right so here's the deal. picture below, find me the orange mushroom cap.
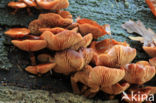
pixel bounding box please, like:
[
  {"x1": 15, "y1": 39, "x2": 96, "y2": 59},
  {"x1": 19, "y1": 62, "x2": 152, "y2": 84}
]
[
  {"x1": 77, "y1": 18, "x2": 103, "y2": 29},
  {"x1": 29, "y1": 12, "x2": 73, "y2": 34},
  {"x1": 8, "y1": 1, "x2": 27, "y2": 9},
  {"x1": 77, "y1": 18, "x2": 111, "y2": 39},
  {"x1": 53, "y1": 48, "x2": 93, "y2": 75},
  {"x1": 5, "y1": 28, "x2": 30, "y2": 38},
  {"x1": 71, "y1": 65, "x2": 125, "y2": 97},
  {"x1": 25, "y1": 63, "x2": 56, "y2": 75},
  {"x1": 22, "y1": 0, "x2": 37, "y2": 7},
  {"x1": 36, "y1": 0, "x2": 69, "y2": 10},
  {"x1": 41, "y1": 30, "x2": 82, "y2": 51},
  {"x1": 143, "y1": 46, "x2": 156, "y2": 57},
  {"x1": 88, "y1": 66, "x2": 125, "y2": 88},
  {"x1": 146, "y1": 0, "x2": 156, "y2": 16},
  {"x1": 38, "y1": 12, "x2": 73, "y2": 27},
  {"x1": 91, "y1": 39, "x2": 129, "y2": 54},
  {"x1": 91, "y1": 39, "x2": 136, "y2": 67},
  {"x1": 54, "y1": 49, "x2": 85, "y2": 75},
  {"x1": 11, "y1": 36, "x2": 47, "y2": 52},
  {"x1": 124, "y1": 61, "x2": 156, "y2": 85}
]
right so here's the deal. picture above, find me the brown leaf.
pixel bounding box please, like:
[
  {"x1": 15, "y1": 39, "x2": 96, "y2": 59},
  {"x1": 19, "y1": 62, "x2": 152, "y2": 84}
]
[
  {"x1": 128, "y1": 36, "x2": 144, "y2": 43},
  {"x1": 122, "y1": 20, "x2": 156, "y2": 47}
]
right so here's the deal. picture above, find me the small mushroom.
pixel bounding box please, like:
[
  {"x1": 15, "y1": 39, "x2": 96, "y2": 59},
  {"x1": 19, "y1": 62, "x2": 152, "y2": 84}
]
[
  {"x1": 124, "y1": 61, "x2": 156, "y2": 85},
  {"x1": 8, "y1": 0, "x2": 70, "y2": 15},
  {"x1": 71, "y1": 65, "x2": 125, "y2": 98},
  {"x1": 36, "y1": 0, "x2": 69, "y2": 10},
  {"x1": 41, "y1": 30, "x2": 82, "y2": 51},
  {"x1": 91, "y1": 39, "x2": 136, "y2": 67},
  {"x1": 143, "y1": 46, "x2": 156, "y2": 57},
  {"x1": 25, "y1": 63, "x2": 56, "y2": 75},
  {"x1": 11, "y1": 36, "x2": 47, "y2": 52},
  {"x1": 5, "y1": 28, "x2": 30, "y2": 38},
  {"x1": 12, "y1": 35, "x2": 47, "y2": 65},
  {"x1": 21, "y1": 0, "x2": 37, "y2": 7},
  {"x1": 28, "y1": 12, "x2": 73, "y2": 34},
  {"x1": 54, "y1": 48, "x2": 93, "y2": 75},
  {"x1": 8, "y1": 0, "x2": 37, "y2": 15},
  {"x1": 77, "y1": 18, "x2": 111, "y2": 39},
  {"x1": 8, "y1": 1, "x2": 27, "y2": 14},
  {"x1": 38, "y1": 12, "x2": 73, "y2": 27},
  {"x1": 54, "y1": 49, "x2": 84, "y2": 75}
]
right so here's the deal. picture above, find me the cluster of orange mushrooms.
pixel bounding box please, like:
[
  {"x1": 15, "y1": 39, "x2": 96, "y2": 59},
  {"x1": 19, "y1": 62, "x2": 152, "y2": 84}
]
[
  {"x1": 8, "y1": 0, "x2": 69, "y2": 15},
  {"x1": 5, "y1": 0, "x2": 156, "y2": 103}
]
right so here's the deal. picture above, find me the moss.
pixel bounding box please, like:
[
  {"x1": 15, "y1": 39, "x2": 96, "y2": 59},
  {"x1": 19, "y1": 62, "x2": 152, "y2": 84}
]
[
  {"x1": 0, "y1": 86, "x2": 118, "y2": 103},
  {"x1": 0, "y1": 29, "x2": 12, "y2": 70}
]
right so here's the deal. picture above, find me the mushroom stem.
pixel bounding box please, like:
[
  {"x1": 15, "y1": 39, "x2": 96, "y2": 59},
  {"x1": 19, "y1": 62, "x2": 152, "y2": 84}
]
[
  {"x1": 11, "y1": 8, "x2": 18, "y2": 15},
  {"x1": 109, "y1": 95, "x2": 115, "y2": 100},
  {"x1": 30, "y1": 52, "x2": 36, "y2": 66},
  {"x1": 26, "y1": 8, "x2": 32, "y2": 16},
  {"x1": 80, "y1": 86, "x2": 88, "y2": 94}
]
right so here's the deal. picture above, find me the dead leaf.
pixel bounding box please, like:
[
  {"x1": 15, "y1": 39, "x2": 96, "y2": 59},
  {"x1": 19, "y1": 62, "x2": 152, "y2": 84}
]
[
  {"x1": 128, "y1": 36, "x2": 144, "y2": 43},
  {"x1": 122, "y1": 20, "x2": 156, "y2": 47}
]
